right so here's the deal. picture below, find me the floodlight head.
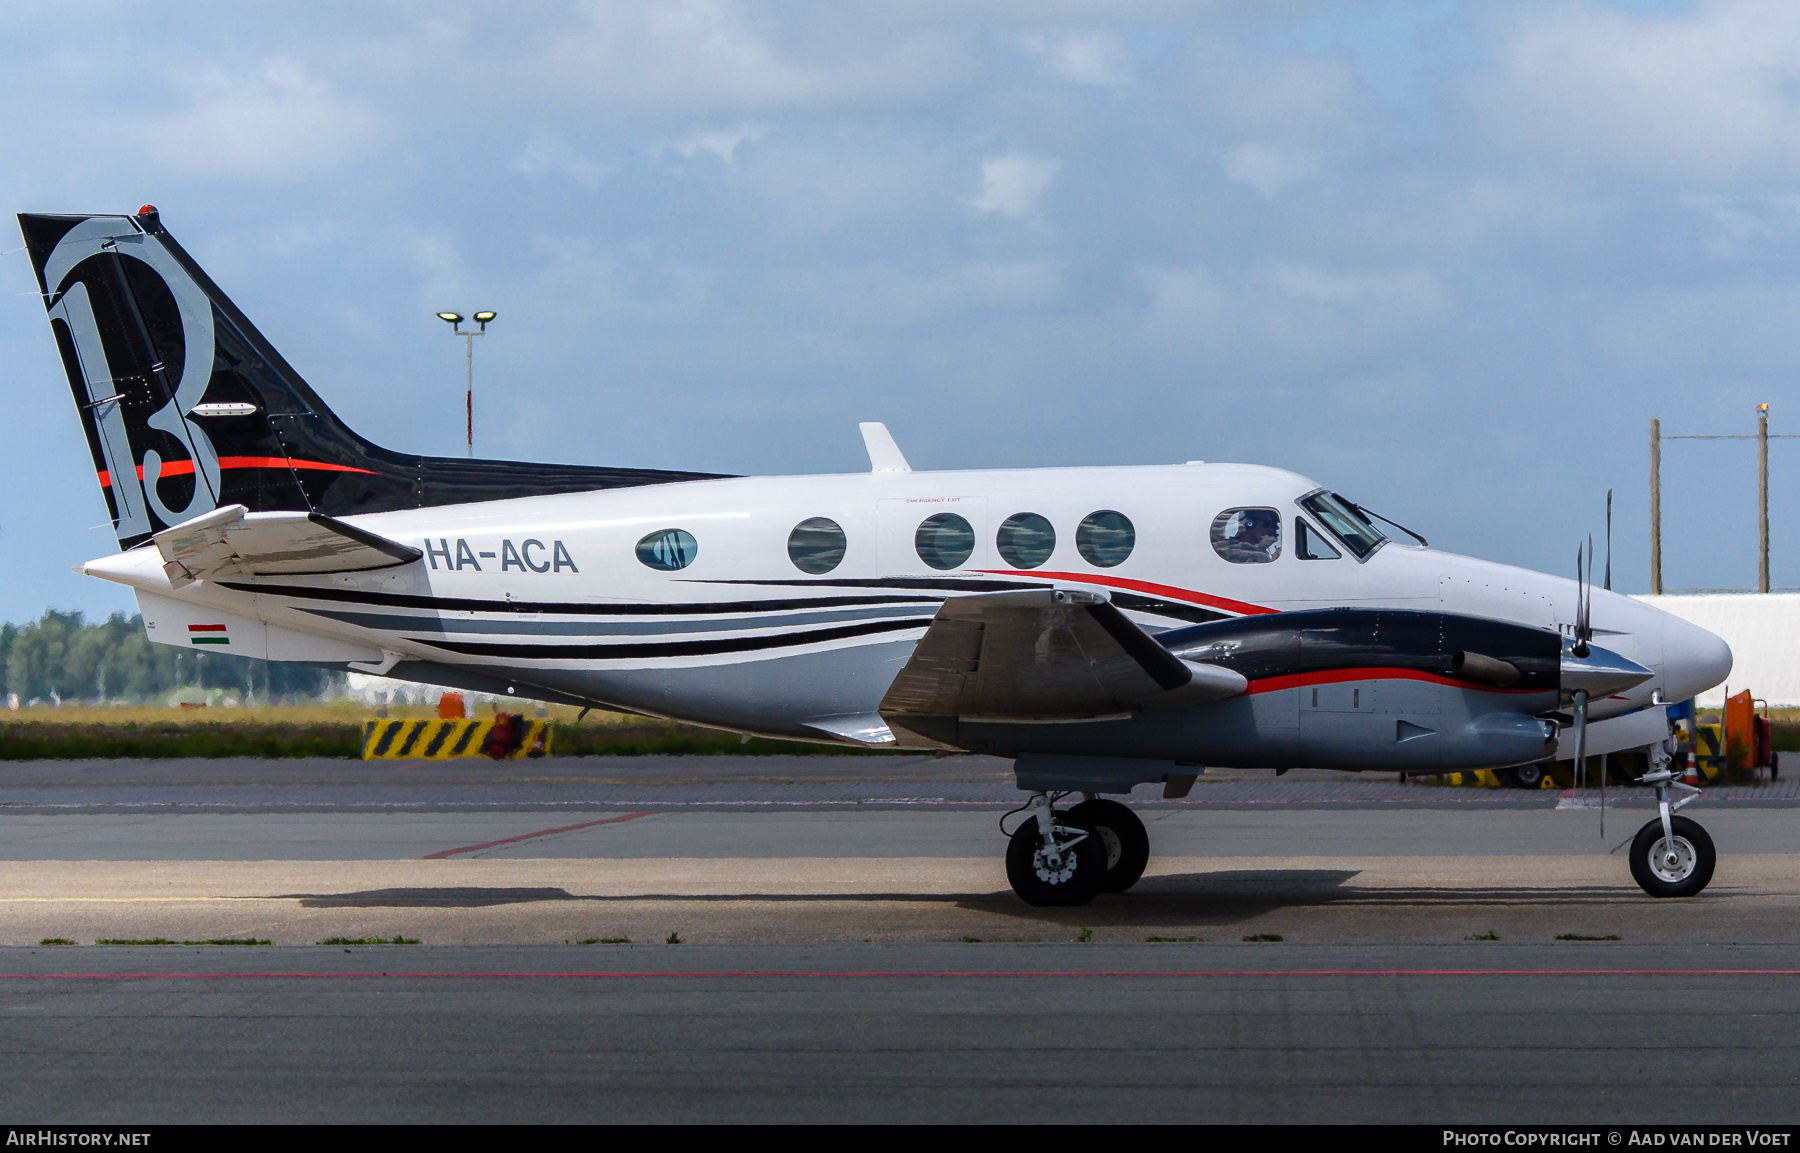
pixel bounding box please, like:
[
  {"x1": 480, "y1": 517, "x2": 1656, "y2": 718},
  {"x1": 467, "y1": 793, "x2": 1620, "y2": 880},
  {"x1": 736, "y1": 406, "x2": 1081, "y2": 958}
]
[
  {"x1": 473, "y1": 311, "x2": 496, "y2": 323},
  {"x1": 1759, "y1": 403, "x2": 1770, "y2": 413},
  {"x1": 437, "y1": 312, "x2": 463, "y2": 324}
]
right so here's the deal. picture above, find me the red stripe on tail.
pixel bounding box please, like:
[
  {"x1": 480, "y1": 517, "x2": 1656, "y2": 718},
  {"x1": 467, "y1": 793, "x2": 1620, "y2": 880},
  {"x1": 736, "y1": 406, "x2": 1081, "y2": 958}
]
[{"x1": 98, "y1": 458, "x2": 378, "y2": 487}]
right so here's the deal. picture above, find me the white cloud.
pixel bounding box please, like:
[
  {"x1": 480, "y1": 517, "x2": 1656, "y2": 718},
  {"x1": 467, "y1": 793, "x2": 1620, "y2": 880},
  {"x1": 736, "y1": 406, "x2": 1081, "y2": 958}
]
[
  {"x1": 669, "y1": 124, "x2": 768, "y2": 162},
  {"x1": 973, "y1": 153, "x2": 1060, "y2": 217},
  {"x1": 513, "y1": 0, "x2": 976, "y2": 119},
  {"x1": 1022, "y1": 31, "x2": 1135, "y2": 85},
  {"x1": 144, "y1": 58, "x2": 379, "y2": 182},
  {"x1": 1138, "y1": 262, "x2": 1449, "y2": 372},
  {"x1": 509, "y1": 129, "x2": 608, "y2": 188},
  {"x1": 1263, "y1": 264, "x2": 1445, "y2": 313},
  {"x1": 1478, "y1": 0, "x2": 1800, "y2": 185},
  {"x1": 1222, "y1": 142, "x2": 1323, "y2": 197},
  {"x1": 776, "y1": 260, "x2": 1062, "y2": 326}
]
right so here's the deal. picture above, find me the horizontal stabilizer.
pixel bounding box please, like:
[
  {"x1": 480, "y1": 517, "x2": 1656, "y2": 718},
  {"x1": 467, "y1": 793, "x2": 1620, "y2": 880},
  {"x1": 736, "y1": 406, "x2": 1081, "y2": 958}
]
[{"x1": 153, "y1": 503, "x2": 421, "y2": 589}]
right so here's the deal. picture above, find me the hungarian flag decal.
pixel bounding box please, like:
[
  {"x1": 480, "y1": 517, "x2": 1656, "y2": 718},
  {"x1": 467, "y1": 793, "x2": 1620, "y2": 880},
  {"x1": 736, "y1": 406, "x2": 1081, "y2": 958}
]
[{"x1": 188, "y1": 624, "x2": 229, "y2": 646}]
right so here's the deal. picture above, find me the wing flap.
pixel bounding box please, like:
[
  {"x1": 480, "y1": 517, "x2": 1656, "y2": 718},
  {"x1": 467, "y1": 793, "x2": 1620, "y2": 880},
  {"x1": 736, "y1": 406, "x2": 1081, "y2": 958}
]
[
  {"x1": 879, "y1": 589, "x2": 1246, "y2": 742},
  {"x1": 154, "y1": 504, "x2": 421, "y2": 588}
]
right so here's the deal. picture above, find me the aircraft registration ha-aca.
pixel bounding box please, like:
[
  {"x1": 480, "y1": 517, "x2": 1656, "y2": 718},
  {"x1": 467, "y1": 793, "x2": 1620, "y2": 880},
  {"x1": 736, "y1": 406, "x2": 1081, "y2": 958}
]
[{"x1": 19, "y1": 207, "x2": 1735, "y2": 906}]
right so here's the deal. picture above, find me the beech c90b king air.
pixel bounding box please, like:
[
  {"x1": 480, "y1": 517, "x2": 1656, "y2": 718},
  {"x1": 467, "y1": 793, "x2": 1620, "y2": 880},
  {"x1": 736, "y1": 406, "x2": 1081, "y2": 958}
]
[{"x1": 21, "y1": 208, "x2": 1735, "y2": 905}]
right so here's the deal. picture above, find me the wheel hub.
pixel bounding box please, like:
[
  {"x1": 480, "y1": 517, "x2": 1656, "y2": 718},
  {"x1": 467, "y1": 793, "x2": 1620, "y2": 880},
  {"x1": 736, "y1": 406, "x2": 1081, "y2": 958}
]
[
  {"x1": 1649, "y1": 836, "x2": 1697, "y2": 883},
  {"x1": 1095, "y1": 826, "x2": 1122, "y2": 871},
  {"x1": 1032, "y1": 844, "x2": 1078, "y2": 885}
]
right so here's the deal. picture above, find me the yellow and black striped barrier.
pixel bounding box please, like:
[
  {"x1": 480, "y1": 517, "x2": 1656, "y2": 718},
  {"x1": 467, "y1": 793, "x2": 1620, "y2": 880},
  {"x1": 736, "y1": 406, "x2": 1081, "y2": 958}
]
[
  {"x1": 360, "y1": 718, "x2": 551, "y2": 760},
  {"x1": 1436, "y1": 768, "x2": 1507, "y2": 788}
]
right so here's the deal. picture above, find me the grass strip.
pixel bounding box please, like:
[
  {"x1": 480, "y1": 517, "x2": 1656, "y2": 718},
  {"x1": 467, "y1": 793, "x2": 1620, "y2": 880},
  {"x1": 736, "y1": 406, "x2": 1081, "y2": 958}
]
[
  {"x1": 95, "y1": 938, "x2": 176, "y2": 946},
  {"x1": 1145, "y1": 936, "x2": 1209, "y2": 943},
  {"x1": 1555, "y1": 933, "x2": 1622, "y2": 941},
  {"x1": 1242, "y1": 933, "x2": 1285, "y2": 943},
  {"x1": 0, "y1": 721, "x2": 359, "y2": 760},
  {"x1": 579, "y1": 937, "x2": 631, "y2": 945},
  {"x1": 36, "y1": 939, "x2": 74, "y2": 946},
  {"x1": 317, "y1": 936, "x2": 420, "y2": 946}
]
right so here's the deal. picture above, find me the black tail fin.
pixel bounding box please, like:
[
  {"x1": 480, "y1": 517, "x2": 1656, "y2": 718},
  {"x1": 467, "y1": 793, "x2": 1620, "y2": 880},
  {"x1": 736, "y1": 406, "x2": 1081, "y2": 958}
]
[{"x1": 19, "y1": 207, "x2": 722, "y2": 550}]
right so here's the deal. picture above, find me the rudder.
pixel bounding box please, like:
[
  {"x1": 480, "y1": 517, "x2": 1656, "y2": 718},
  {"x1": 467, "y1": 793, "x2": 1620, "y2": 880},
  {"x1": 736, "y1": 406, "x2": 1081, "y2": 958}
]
[{"x1": 20, "y1": 207, "x2": 725, "y2": 550}]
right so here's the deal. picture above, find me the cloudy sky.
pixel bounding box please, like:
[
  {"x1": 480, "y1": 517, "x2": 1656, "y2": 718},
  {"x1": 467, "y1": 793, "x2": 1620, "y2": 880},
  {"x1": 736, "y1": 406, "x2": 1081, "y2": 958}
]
[{"x1": 2, "y1": 0, "x2": 1795, "y2": 622}]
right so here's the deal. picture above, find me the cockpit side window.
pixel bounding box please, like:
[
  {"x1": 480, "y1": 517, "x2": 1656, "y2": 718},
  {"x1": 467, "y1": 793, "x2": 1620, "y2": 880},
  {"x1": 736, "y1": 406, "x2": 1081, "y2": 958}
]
[
  {"x1": 1295, "y1": 517, "x2": 1340, "y2": 560},
  {"x1": 1297, "y1": 490, "x2": 1385, "y2": 560},
  {"x1": 1211, "y1": 507, "x2": 1281, "y2": 564}
]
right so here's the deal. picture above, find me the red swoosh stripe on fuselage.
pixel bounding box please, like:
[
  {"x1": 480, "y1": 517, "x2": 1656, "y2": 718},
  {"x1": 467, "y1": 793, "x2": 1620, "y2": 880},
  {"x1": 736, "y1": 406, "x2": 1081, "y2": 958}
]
[
  {"x1": 974, "y1": 569, "x2": 1277, "y2": 617},
  {"x1": 96, "y1": 457, "x2": 378, "y2": 487},
  {"x1": 1246, "y1": 667, "x2": 1551, "y2": 697}
]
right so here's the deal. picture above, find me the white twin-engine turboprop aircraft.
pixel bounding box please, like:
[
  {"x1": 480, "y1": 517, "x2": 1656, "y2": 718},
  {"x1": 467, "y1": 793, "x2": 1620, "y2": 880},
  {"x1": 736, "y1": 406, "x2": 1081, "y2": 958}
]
[{"x1": 22, "y1": 207, "x2": 1735, "y2": 906}]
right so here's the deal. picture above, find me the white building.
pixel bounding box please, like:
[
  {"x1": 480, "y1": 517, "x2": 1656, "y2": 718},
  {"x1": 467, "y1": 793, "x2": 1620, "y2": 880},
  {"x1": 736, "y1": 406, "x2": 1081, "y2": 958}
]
[{"x1": 1636, "y1": 593, "x2": 1800, "y2": 706}]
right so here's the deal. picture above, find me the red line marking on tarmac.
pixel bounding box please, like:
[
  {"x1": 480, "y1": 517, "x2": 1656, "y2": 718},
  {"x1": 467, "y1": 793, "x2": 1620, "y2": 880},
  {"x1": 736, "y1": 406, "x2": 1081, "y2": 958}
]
[
  {"x1": 422, "y1": 811, "x2": 656, "y2": 859},
  {"x1": 0, "y1": 969, "x2": 1796, "y2": 981}
]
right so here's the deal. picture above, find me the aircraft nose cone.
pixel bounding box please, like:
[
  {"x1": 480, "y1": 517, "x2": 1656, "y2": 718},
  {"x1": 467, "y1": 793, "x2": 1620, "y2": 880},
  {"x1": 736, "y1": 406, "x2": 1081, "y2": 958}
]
[
  {"x1": 1663, "y1": 617, "x2": 1733, "y2": 703},
  {"x1": 1562, "y1": 643, "x2": 1654, "y2": 699}
]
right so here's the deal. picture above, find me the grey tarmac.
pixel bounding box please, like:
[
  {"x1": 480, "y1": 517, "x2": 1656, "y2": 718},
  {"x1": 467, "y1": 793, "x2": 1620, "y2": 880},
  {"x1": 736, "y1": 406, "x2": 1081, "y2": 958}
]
[
  {"x1": 1, "y1": 756, "x2": 1795, "y2": 1123},
  {"x1": 0, "y1": 941, "x2": 1796, "y2": 1124}
]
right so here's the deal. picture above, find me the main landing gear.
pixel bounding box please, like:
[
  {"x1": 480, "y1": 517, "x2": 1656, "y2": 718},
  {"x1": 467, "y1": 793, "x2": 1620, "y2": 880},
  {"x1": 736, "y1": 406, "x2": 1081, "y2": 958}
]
[
  {"x1": 1005, "y1": 792, "x2": 1150, "y2": 907},
  {"x1": 1628, "y1": 753, "x2": 1716, "y2": 898}
]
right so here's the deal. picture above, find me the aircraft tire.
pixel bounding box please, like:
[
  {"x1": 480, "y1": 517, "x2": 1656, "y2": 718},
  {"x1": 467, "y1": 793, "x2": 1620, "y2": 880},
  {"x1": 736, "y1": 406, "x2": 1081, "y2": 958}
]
[
  {"x1": 1065, "y1": 799, "x2": 1150, "y2": 893},
  {"x1": 1504, "y1": 763, "x2": 1546, "y2": 790},
  {"x1": 1628, "y1": 815, "x2": 1716, "y2": 898},
  {"x1": 1006, "y1": 815, "x2": 1104, "y2": 907}
]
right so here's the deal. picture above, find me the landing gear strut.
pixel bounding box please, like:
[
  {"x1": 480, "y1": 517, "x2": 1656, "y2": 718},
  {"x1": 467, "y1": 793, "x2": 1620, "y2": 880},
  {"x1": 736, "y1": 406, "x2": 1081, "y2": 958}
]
[
  {"x1": 1629, "y1": 746, "x2": 1716, "y2": 898},
  {"x1": 1005, "y1": 793, "x2": 1106, "y2": 906}
]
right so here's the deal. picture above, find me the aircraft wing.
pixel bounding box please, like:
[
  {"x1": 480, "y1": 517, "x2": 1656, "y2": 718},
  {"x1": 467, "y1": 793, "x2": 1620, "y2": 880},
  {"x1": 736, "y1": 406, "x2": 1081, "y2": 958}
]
[
  {"x1": 153, "y1": 503, "x2": 422, "y2": 589},
  {"x1": 878, "y1": 589, "x2": 1246, "y2": 743}
]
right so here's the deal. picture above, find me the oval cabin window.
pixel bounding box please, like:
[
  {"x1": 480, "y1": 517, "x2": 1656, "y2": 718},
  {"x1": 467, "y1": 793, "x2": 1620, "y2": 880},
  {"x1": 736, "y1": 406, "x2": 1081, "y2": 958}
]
[
  {"x1": 996, "y1": 512, "x2": 1055, "y2": 569},
  {"x1": 636, "y1": 528, "x2": 698, "y2": 571},
  {"x1": 1211, "y1": 508, "x2": 1281, "y2": 564},
  {"x1": 915, "y1": 512, "x2": 975, "y2": 570},
  {"x1": 1075, "y1": 510, "x2": 1134, "y2": 568},
  {"x1": 787, "y1": 517, "x2": 847, "y2": 575}
]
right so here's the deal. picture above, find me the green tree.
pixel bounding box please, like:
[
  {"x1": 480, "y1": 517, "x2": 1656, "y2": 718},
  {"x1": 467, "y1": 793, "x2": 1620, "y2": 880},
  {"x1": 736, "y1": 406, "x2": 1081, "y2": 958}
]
[{"x1": 2, "y1": 609, "x2": 339, "y2": 703}]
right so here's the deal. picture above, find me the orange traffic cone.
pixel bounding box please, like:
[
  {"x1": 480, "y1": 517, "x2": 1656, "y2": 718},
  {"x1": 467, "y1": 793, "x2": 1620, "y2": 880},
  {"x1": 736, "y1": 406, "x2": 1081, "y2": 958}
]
[{"x1": 1683, "y1": 752, "x2": 1699, "y2": 786}]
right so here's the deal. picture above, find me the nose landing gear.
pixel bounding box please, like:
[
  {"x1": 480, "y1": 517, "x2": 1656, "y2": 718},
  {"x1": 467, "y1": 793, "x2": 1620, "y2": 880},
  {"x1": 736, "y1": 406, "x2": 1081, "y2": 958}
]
[{"x1": 1628, "y1": 752, "x2": 1716, "y2": 898}]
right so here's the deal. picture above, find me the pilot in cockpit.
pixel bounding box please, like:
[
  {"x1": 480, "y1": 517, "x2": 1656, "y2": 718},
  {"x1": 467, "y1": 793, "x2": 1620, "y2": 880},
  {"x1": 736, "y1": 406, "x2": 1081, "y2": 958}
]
[{"x1": 1212, "y1": 507, "x2": 1282, "y2": 564}]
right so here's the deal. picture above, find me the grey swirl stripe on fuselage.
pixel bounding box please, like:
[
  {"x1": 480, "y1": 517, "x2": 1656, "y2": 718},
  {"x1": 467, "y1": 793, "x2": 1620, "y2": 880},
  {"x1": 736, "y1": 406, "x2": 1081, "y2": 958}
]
[
  {"x1": 219, "y1": 581, "x2": 944, "y2": 615},
  {"x1": 409, "y1": 617, "x2": 932, "y2": 659},
  {"x1": 300, "y1": 604, "x2": 933, "y2": 636}
]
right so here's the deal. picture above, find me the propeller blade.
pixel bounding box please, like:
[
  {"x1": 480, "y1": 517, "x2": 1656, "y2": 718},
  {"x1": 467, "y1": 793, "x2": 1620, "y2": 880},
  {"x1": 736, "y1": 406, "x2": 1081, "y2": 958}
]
[
  {"x1": 1572, "y1": 689, "x2": 1589, "y2": 793},
  {"x1": 1604, "y1": 490, "x2": 1613, "y2": 592},
  {"x1": 1574, "y1": 540, "x2": 1591, "y2": 657}
]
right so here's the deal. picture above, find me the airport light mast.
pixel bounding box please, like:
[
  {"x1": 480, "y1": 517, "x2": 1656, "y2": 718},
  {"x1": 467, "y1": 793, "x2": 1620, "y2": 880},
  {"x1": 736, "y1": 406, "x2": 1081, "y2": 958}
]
[{"x1": 435, "y1": 310, "x2": 497, "y2": 457}]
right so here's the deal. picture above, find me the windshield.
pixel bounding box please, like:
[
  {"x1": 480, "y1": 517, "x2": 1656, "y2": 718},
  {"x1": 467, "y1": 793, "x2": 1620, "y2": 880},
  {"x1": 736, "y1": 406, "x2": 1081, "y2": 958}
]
[{"x1": 1298, "y1": 490, "x2": 1386, "y2": 559}]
